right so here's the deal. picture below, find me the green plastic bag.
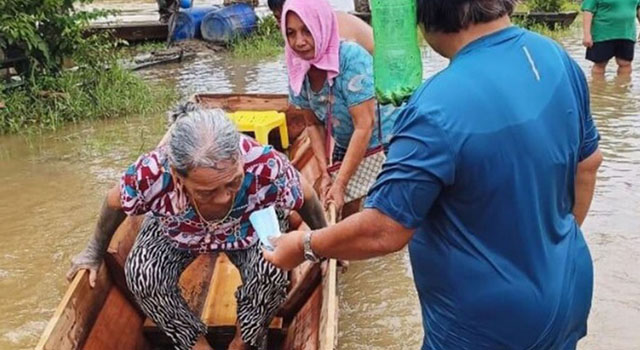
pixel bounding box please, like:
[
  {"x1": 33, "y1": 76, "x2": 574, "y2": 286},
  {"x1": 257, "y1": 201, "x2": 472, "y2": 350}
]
[{"x1": 370, "y1": 0, "x2": 423, "y2": 106}]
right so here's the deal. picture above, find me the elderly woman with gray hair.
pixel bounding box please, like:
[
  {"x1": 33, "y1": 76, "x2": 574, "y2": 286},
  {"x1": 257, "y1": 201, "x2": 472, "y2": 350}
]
[{"x1": 66, "y1": 103, "x2": 327, "y2": 350}]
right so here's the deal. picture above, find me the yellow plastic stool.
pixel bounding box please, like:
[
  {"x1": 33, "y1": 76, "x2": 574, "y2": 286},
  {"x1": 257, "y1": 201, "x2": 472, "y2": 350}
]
[{"x1": 227, "y1": 111, "x2": 289, "y2": 149}]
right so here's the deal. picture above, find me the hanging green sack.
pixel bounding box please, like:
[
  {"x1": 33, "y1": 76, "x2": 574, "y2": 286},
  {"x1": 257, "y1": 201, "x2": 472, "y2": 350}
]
[{"x1": 370, "y1": 0, "x2": 423, "y2": 106}]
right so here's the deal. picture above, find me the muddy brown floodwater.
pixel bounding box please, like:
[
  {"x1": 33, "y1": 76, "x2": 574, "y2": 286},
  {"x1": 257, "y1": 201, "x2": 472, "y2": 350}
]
[{"x1": 0, "y1": 13, "x2": 638, "y2": 350}]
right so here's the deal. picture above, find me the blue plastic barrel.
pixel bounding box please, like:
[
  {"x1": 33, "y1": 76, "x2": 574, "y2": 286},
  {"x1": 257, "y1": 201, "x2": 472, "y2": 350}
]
[
  {"x1": 201, "y1": 3, "x2": 258, "y2": 44},
  {"x1": 172, "y1": 6, "x2": 220, "y2": 41},
  {"x1": 180, "y1": 0, "x2": 193, "y2": 9}
]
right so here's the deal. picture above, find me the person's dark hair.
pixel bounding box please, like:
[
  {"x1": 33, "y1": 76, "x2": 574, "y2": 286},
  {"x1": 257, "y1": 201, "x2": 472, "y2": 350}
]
[
  {"x1": 268, "y1": 0, "x2": 286, "y2": 12},
  {"x1": 417, "y1": 0, "x2": 517, "y2": 33}
]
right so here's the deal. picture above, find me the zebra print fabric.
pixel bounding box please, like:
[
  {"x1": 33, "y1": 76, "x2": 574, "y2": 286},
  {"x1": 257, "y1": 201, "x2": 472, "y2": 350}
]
[{"x1": 125, "y1": 216, "x2": 289, "y2": 350}]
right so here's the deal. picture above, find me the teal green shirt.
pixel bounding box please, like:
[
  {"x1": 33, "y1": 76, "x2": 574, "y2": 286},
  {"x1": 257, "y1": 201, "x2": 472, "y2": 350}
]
[
  {"x1": 582, "y1": 0, "x2": 640, "y2": 42},
  {"x1": 289, "y1": 42, "x2": 400, "y2": 150}
]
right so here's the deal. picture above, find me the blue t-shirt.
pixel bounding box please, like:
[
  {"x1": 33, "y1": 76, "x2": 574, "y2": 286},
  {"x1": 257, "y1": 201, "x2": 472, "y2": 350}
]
[
  {"x1": 289, "y1": 41, "x2": 400, "y2": 150},
  {"x1": 365, "y1": 27, "x2": 599, "y2": 350}
]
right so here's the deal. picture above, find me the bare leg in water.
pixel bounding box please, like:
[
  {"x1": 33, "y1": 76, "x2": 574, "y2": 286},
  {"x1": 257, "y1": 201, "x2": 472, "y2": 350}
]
[
  {"x1": 592, "y1": 61, "x2": 608, "y2": 76},
  {"x1": 616, "y1": 57, "x2": 632, "y2": 76}
]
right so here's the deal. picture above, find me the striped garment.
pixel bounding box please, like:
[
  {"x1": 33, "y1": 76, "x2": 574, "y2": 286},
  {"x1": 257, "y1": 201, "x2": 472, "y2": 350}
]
[{"x1": 126, "y1": 217, "x2": 289, "y2": 350}]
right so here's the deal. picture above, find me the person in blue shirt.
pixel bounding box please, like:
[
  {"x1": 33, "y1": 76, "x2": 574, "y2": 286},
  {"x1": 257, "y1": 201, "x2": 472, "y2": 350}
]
[
  {"x1": 264, "y1": 0, "x2": 604, "y2": 349},
  {"x1": 282, "y1": 0, "x2": 399, "y2": 216}
]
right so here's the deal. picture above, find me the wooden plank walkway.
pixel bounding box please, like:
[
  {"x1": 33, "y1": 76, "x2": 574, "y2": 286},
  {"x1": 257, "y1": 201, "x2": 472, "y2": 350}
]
[{"x1": 87, "y1": 21, "x2": 168, "y2": 42}]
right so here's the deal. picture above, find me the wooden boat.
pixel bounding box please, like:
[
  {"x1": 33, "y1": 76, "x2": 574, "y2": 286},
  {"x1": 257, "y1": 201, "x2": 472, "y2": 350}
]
[{"x1": 36, "y1": 93, "x2": 339, "y2": 350}]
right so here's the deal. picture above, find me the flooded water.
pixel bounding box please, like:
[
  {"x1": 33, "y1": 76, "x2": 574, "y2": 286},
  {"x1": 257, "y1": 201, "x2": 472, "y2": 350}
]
[{"x1": 1, "y1": 10, "x2": 639, "y2": 350}]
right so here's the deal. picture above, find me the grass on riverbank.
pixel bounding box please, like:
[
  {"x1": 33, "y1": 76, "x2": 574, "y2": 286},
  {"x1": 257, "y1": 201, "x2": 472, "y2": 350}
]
[
  {"x1": 513, "y1": 0, "x2": 581, "y2": 41},
  {"x1": 0, "y1": 65, "x2": 176, "y2": 135},
  {"x1": 230, "y1": 15, "x2": 284, "y2": 59},
  {"x1": 516, "y1": 1, "x2": 581, "y2": 12},
  {"x1": 513, "y1": 18, "x2": 575, "y2": 41}
]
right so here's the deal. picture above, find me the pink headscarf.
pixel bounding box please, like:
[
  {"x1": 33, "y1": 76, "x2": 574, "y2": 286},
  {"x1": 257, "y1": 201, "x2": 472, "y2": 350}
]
[{"x1": 282, "y1": 0, "x2": 341, "y2": 96}]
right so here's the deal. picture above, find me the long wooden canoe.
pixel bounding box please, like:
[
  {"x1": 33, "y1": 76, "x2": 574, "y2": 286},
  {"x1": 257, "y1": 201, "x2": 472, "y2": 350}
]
[{"x1": 36, "y1": 93, "x2": 339, "y2": 350}]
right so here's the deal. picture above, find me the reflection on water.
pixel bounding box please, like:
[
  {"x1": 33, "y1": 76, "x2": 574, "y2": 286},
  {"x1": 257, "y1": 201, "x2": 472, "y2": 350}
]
[{"x1": 0, "y1": 16, "x2": 639, "y2": 350}]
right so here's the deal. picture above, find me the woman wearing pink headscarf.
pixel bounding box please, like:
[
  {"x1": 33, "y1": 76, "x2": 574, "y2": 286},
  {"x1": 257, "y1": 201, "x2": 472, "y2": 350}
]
[{"x1": 283, "y1": 0, "x2": 400, "y2": 216}]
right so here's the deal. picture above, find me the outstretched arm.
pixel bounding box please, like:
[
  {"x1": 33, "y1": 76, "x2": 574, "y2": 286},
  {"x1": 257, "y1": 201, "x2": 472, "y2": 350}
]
[
  {"x1": 66, "y1": 185, "x2": 126, "y2": 287},
  {"x1": 325, "y1": 99, "x2": 375, "y2": 211},
  {"x1": 264, "y1": 208, "x2": 413, "y2": 270}
]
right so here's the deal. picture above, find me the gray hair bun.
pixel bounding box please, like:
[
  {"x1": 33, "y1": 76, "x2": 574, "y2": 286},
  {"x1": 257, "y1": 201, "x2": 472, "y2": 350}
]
[{"x1": 167, "y1": 101, "x2": 200, "y2": 125}]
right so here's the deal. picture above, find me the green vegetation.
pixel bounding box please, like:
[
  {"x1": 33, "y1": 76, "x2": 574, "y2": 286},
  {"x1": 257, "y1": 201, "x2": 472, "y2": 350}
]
[
  {"x1": 528, "y1": 0, "x2": 564, "y2": 13},
  {"x1": 518, "y1": 0, "x2": 581, "y2": 13},
  {"x1": 513, "y1": 18, "x2": 574, "y2": 41},
  {"x1": 0, "y1": 0, "x2": 177, "y2": 134},
  {"x1": 230, "y1": 15, "x2": 284, "y2": 59},
  {"x1": 561, "y1": 1, "x2": 581, "y2": 12},
  {"x1": 512, "y1": 0, "x2": 581, "y2": 41},
  {"x1": 0, "y1": 0, "x2": 114, "y2": 77},
  {"x1": 0, "y1": 66, "x2": 175, "y2": 134}
]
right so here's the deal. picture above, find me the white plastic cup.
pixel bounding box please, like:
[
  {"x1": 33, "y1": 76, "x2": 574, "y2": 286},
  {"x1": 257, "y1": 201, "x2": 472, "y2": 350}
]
[{"x1": 249, "y1": 206, "x2": 281, "y2": 251}]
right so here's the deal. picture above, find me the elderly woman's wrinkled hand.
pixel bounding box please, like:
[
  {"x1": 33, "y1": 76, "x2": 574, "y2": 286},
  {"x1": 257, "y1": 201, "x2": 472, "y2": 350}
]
[
  {"x1": 66, "y1": 247, "x2": 102, "y2": 288},
  {"x1": 262, "y1": 230, "x2": 306, "y2": 270}
]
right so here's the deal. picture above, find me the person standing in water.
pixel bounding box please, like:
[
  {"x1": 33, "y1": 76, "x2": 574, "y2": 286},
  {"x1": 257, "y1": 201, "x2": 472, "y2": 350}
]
[{"x1": 582, "y1": 0, "x2": 640, "y2": 75}]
